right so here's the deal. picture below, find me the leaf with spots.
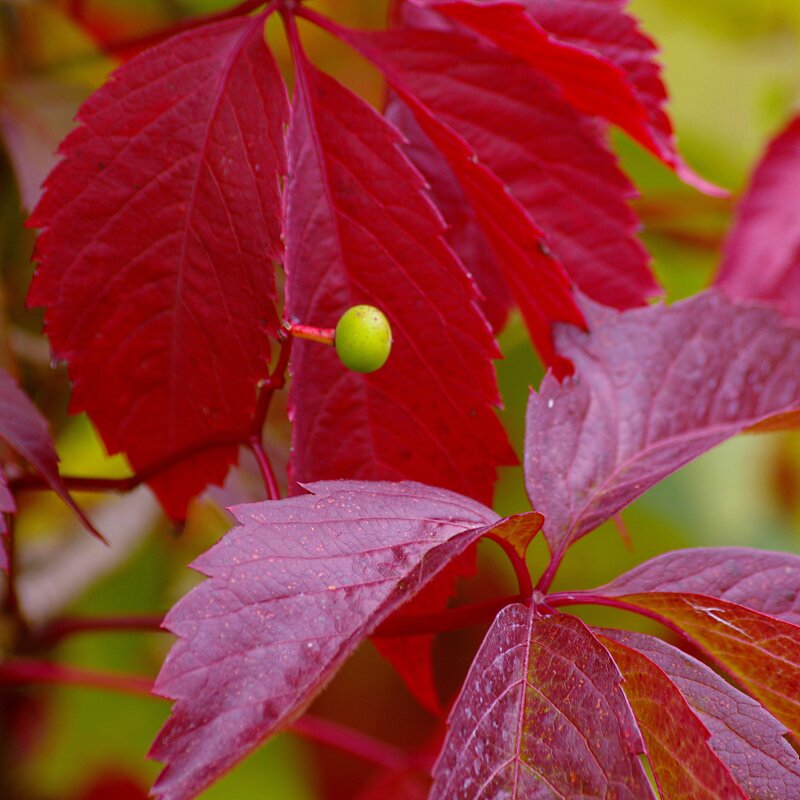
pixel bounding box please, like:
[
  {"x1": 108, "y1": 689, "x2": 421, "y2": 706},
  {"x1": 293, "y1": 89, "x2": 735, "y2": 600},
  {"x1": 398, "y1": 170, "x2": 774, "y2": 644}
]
[
  {"x1": 430, "y1": 606, "x2": 654, "y2": 799},
  {"x1": 150, "y1": 481, "x2": 501, "y2": 800}
]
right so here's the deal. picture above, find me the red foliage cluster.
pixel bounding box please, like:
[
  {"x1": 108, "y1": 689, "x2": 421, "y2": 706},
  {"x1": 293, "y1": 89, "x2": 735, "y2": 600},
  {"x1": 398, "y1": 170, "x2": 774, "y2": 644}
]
[{"x1": 1, "y1": 1, "x2": 799, "y2": 799}]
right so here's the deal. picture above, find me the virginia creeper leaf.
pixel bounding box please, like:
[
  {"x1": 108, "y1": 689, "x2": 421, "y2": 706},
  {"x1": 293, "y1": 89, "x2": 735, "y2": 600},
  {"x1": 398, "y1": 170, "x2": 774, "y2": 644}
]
[
  {"x1": 525, "y1": 289, "x2": 800, "y2": 556},
  {"x1": 384, "y1": 96, "x2": 511, "y2": 332},
  {"x1": 285, "y1": 44, "x2": 511, "y2": 505},
  {"x1": 614, "y1": 593, "x2": 800, "y2": 741},
  {"x1": 380, "y1": 15, "x2": 657, "y2": 314},
  {"x1": 28, "y1": 14, "x2": 289, "y2": 518},
  {"x1": 283, "y1": 47, "x2": 515, "y2": 707},
  {"x1": 150, "y1": 481, "x2": 500, "y2": 800},
  {"x1": 510, "y1": 0, "x2": 721, "y2": 194},
  {"x1": 603, "y1": 629, "x2": 800, "y2": 799},
  {"x1": 430, "y1": 606, "x2": 653, "y2": 799},
  {"x1": 484, "y1": 511, "x2": 544, "y2": 560},
  {"x1": 716, "y1": 114, "x2": 800, "y2": 318},
  {"x1": 0, "y1": 367, "x2": 98, "y2": 543},
  {"x1": 597, "y1": 633, "x2": 748, "y2": 799},
  {"x1": 328, "y1": 20, "x2": 585, "y2": 374},
  {"x1": 598, "y1": 547, "x2": 800, "y2": 626}
]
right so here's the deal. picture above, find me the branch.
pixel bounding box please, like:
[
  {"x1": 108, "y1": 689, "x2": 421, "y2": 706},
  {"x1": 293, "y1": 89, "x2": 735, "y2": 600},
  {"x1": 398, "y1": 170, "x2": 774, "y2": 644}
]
[
  {"x1": 34, "y1": 613, "x2": 166, "y2": 648},
  {"x1": 0, "y1": 659, "x2": 158, "y2": 698},
  {"x1": 291, "y1": 715, "x2": 408, "y2": 772},
  {"x1": 373, "y1": 594, "x2": 521, "y2": 638}
]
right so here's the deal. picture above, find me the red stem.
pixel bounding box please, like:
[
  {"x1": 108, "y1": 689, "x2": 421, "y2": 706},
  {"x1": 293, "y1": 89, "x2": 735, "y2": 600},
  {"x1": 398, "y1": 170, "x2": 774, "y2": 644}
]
[
  {"x1": 374, "y1": 594, "x2": 521, "y2": 637},
  {"x1": 534, "y1": 543, "x2": 566, "y2": 594},
  {"x1": 249, "y1": 436, "x2": 281, "y2": 501},
  {"x1": 9, "y1": 430, "x2": 249, "y2": 495},
  {"x1": 484, "y1": 533, "x2": 533, "y2": 599},
  {"x1": 286, "y1": 322, "x2": 336, "y2": 346},
  {"x1": 36, "y1": 614, "x2": 166, "y2": 647},
  {"x1": 291, "y1": 714, "x2": 408, "y2": 772},
  {"x1": 0, "y1": 659, "x2": 158, "y2": 698}
]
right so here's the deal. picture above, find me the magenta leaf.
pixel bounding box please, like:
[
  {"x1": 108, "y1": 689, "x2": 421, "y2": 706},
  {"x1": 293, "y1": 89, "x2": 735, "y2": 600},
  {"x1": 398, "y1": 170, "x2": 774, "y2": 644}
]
[
  {"x1": 318, "y1": 17, "x2": 585, "y2": 374},
  {"x1": 603, "y1": 630, "x2": 800, "y2": 799},
  {"x1": 525, "y1": 289, "x2": 800, "y2": 556},
  {"x1": 511, "y1": 0, "x2": 721, "y2": 194},
  {"x1": 381, "y1": 12, "x2": 657, "y2": 314},
  {"x1": 431, "y1": 606, "x2": 653, "y2": 799},
  {"x1": 28, "y1": 13, "x2": 289, "y2": 518},
  {"x1": 716, "y1": 114, "x2": 800, "y2": 318},
  {"x1": 150, "y1": 481, "x2": 500, "y2": 800},
  {"x1": 285, "y1": 40, "x2": 512, "y2": 506},
  {"x1": 0, "y1": 367, "x2": 98, "y2": 543},
  {"x1": 597, "y1": 547, "x2": 800, "y2": 626},
  {"x1": 597, "y1": 633, "x2": 748, "y2": 799}
]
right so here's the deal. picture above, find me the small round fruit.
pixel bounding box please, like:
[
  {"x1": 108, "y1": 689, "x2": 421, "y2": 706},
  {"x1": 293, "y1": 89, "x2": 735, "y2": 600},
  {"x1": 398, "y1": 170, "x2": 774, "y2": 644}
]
[{"x1": 334, "y1": 305, "x2": 393, "y2": 373}]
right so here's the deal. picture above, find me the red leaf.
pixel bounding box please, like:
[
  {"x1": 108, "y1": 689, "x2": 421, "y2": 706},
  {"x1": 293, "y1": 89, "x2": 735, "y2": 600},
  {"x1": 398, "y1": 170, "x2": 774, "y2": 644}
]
[
  {"x1": 614, "y1": 592, "x2": 800, "y2": 740},
  {"x1": 509, "y1": 0, "x2": 721, "y2": 194},
  {"x1": 28, "y1": 14, "x2": 289, "y2": 518},
  {"x1": 716, "y1": 114, "x2": 800, "y2": 318},
  {"x1": 384, "y1": 97, "x2": 511, "y2": 332},
  {"x1": 597, "y1": 633, "x2": 748, "y2": 799},
  {"x1": 150, "y1": 481, "x2": 499, "y2": 800},
  {"x1": 431, "y1": 606, "x2": 653, "y2": 799},
  {"x1": 604, "y1": 630, "x2": 800, "y2": 799},
  {"x1": 285, "y1": 42, "x2": 512, "y2": 507},
  {"x1": 382, "y1": 12, "x2": 658, "y2": 316},
  {"x1": 525, "y1": 289, "x2": 800, "y2": 556},
  {"x1": 0, "y1": 367, "x2": 98, "y2": 546},
  {"x1": 598, "y1": 547, "x2": 800, "y2": 626},
  {"x1": 316, "y1": 17, "x2": 585, "y2": 374}
]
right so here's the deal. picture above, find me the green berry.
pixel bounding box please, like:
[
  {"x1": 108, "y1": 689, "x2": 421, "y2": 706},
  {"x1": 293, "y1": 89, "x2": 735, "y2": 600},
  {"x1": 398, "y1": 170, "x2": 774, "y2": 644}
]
[{"x1": 334, "y1": 305, "x2": 393, "y2": 373}]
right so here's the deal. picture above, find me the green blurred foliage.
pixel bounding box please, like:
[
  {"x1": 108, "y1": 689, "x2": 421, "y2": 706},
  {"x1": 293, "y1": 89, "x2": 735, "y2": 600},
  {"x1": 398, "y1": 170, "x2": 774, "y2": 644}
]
[{"x1": 0, "y1": 0, "x2": 799, "y2": 797}]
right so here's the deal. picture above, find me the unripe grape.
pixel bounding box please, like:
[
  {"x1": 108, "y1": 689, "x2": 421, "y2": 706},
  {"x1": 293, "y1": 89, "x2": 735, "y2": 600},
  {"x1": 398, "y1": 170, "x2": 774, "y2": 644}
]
[{"x1": 334, "y1": 305, "x2": 392, "y2": 373}]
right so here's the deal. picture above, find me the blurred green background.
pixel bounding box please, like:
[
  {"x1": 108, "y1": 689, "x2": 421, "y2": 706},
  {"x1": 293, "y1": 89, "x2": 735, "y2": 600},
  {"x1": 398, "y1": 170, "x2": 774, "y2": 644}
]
[{"x1": 0, "y1": 0, "x2": 799, "y2": 798}]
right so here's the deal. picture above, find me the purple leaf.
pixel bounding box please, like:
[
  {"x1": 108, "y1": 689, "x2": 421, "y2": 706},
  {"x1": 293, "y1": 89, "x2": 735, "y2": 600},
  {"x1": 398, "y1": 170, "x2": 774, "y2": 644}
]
[
  {"x1": 716, "y1": 114, "x2": 800, "y2": 319},
  {"x1": 603, "y1": 629, "x2": 800, "y2": 799},
  {"x1": 431, "y1": 606, "x2": 653, "y2": 799},
  {"x1": 525, "y1": 289, "x2": 800, "y2": 556},
  {"x1": 597, "y1": 632, "x2": 748, "y2": 799},
  {"x1": 0, "y1": 367, "x2": 99, "y2": 543},
  {"x1": 597, "y1": 547, "x2": 800, "y2": 626},
  {"x1": 150, "y1": 481, "x2": 499, "y2": 800}
]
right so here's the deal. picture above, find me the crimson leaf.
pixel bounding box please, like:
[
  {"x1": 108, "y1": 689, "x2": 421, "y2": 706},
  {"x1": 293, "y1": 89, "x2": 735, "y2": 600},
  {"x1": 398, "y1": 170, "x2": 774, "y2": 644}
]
[
  {"x1": 319, "y1": 16, "x2": 585, "y2": 374},
  {"x1": 285, "y1": 39, "x2": 511, "y2": 506},
  {"x1": 150, "y1": 481, "x2": 500, "y2": 800},
  {"x1": 509, "y1": 0, "x2": 720, "y2": 193},
  {"x1": 430, "y1": 606, "x2": 653, "y2": 799},
  {"x1": 384, "y1": 97, "x2": 511, "y2": 332},
  {"x1": 716, "y1": 114, "x2": 800, "y2": 319},
  {"x1": 610, "y1": 592, "x2": 800, "y2": 740},
  {"x1": 603, "y1": 629, "x2": 800, "y2": 799},
  {"x1": 382, "y1": 10, "x2": 657, "y2": 314},
  {"x1": 28, "y1": 14, "x2": 289, "y2": 518},
  {"x1": 525, "y1": 289, "x2": 800, "y2": 557},
  {"x1": 597, "y1": 547, "x2": 800, "y2": 626},
  {"x1": 0, "y1": 367, "x2": 98, "y2": 545},
  {"x1": 597, "y1": 633, "x2": 748, "y2": 799}
]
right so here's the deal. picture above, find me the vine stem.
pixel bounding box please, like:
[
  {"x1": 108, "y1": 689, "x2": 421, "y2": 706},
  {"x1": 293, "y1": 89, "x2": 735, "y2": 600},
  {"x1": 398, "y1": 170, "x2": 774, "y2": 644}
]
[
  {"x1": 0, "y1": 659, "x2": 156, "y2": 698},
  {"x1": 35, "y1": 614, "x2": 166, "y2": 648},
  {"x1": 286, "y1": 322, "x2": 336, "y2": 346},
  {"x1": 291, "y1": 715, "x2": 408, "y2": 772},
  {"x1": 484, "y1": 533, "x2": 533, "y2": 599},
  {"x1": 374, "y1": 594, "x2": 521, "y2": 637}
]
